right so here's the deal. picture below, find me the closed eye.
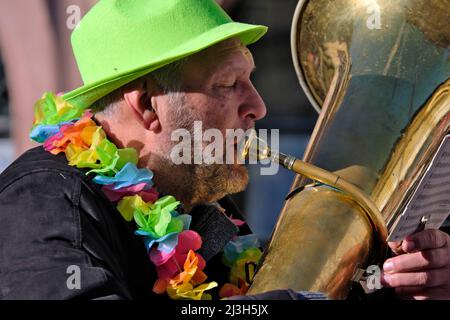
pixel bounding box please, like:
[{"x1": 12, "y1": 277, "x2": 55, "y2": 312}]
[{"x1": 216, "y1": 81, "x2": 238, "y2": 89}]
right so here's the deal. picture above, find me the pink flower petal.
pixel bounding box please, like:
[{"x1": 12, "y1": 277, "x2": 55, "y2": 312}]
[
  {"x1": 103, "y1": 183, "x2": 147, "y2": 193},
  {"x1": 149, "y1": 247, "x2": 176, "y2": 266},
  {"x1": 140, "y1": 188, "x2": 159, "y2": 203},
  {"x1": 153, "y1": 231, "x2": 207, "y2": 283},
  {"x1": 101, "y1": 184, "x2": 158, "y2": 202},
  {"x1": 224, "y1": 212, "x2": 246, "y2": 227},
  {"x1": 43, "y1": 132, "x2": 63, "y2": 151},
  {"x1": 101, "y1": 189, "x2": 120, "y2": 202},
  {"x1": 101, "y1": 183, "x2": 146, "y2": 201},
  {"x1": 231, "y1": 218, "x2": 246, "y2": 227},
  {"x1": 177, "y1": 230, "x2": 202, "y2": 253},
  {"x1": 156, "y1": 257, "x2": 181, "y2": 280}
]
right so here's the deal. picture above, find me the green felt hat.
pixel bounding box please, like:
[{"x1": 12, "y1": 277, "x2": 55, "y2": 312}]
[{"x1": 63, "y1": 0, "x2": 268, "y2": 108}]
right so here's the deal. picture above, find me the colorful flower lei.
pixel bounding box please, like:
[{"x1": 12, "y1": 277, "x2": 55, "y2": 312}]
[{"x1": 30, "y1": 92, "x2": 262, "y2": 300}]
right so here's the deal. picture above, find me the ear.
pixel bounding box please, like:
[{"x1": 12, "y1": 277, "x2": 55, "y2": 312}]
[{"x1": 123, "y1": 77, "x2": 161, "y2": 132}]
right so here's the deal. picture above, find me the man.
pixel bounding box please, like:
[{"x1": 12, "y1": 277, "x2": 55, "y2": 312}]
[
  {"x1": 0, "y1": 0, "x2": 449, "y2": 300},
  {"x1": 0, "y1": 0, "x2": 306, "y2": 300}
]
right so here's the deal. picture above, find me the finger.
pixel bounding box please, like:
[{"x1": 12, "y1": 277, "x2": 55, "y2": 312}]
[
  {"x1": 395, "y1": 286, "x2": 450, "y2": 300},
  {"x1": 388, "y1": 241, "x2": 405, "y2": 255},
  {"x1": 383, "y1": 247, "x2": 450, "y2": 273},
  {"x1": 381, "y1": 268, "x2": 450, "y2": 288},
  {"x1": 403, "y1": 229, "x2": 449, "y2": 253}
]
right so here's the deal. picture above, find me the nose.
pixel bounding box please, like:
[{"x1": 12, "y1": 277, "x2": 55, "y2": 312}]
[{"x1": 238, "y1": 82, "x2": 267, "y2": 121}]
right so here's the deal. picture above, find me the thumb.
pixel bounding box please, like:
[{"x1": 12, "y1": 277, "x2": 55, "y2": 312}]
[{"x1": 388, "y1": 240, "x2": 405, "y2": 255}]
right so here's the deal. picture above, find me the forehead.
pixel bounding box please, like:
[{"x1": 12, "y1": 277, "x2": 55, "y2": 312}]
[{"x1": 182, "y1": 38, "x2": 255, "y2": 80}]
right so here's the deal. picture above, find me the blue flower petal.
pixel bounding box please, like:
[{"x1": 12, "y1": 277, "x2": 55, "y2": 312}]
[
  {"x1": 30, "y1": 122, "x2": 74, "y2": 143},
  {"x1": 139, "y1": 231, "x2": 180, "y2": 252},
  {"x1": 177, "y1": 214, "x2": 192, "y2": 231},
  {"x1": 93, "y1": 162, "x2": 154, "y2": 189},
  {"x1": 156, "y1": 233, "x2": 179, "y2": 253},
  {"x1": 144, "y1": 238, "x2": 156, "y2": 251},
  {"x1": 223, "y1": 234, "x2": 260, "y2": 264},
  {"x1": 135, "y1": 230, "x2": 152, "y2": 237}
]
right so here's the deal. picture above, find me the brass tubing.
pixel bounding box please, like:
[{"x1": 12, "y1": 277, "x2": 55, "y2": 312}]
[
  {"x1": 247, "y1": 186, "x2": 373, "y2": 299},
  {"x1": 273, "y1": 151, "x2": 388, "y2": 262}
]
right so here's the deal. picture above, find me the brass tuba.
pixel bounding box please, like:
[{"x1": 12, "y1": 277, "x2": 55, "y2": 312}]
[{"x1": 248, "y1": 0, "x2": 450, "y2": 299}]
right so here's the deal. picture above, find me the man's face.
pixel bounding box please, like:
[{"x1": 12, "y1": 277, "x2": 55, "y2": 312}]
[
  {"x1": 176, "y1": 38, "x2": 266, "y2": 132},
  {"x1": 155, "y1": 38, "x2": 267, "y2": 205}
]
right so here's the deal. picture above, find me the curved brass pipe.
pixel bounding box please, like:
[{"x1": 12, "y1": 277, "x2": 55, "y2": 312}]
[
  {"x1": 274, "y1": 152, "x2": 388, "y2": 264},
  {"x1": 242, "y1": 135, "x2": 389, "y2": 265}
]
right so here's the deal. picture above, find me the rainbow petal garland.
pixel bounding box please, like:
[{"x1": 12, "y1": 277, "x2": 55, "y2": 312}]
[{"x1": 30, "y1": 92, "x2": 262, "y2": 300}]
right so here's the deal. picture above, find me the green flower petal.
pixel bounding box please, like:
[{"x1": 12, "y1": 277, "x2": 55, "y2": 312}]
[
  {"x1": 133, "y1": 209, "x2": 147, "y2": 229},
  {"x1": 33, "y1": 92, "x2": 84, "y2": 126},
  {"x1": 153, "y1": 195, "x2": 179, "y2": 210},
  {"x1": 166, "y1": 217, "x2": 184, "y2": 234},
  {"x1": 154, "y1": 209, "x2": 172, "y2": 237},
  {"x1": 116, "y1": 148, "x2": 139, "y2": 169}
]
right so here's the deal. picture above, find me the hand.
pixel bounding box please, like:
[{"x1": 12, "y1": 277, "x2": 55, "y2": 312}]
[{"x1": 381, "y1": 229, "x2": 450, "y2": 300}]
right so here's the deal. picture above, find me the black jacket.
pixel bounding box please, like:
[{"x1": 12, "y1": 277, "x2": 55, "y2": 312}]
[{"x1": 0, "y1": 147, "x2": 247, "y2": 300}]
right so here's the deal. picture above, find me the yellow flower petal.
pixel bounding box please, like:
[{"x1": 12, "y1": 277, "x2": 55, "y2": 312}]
[
  {"x1": 167, "y1": 281, "x2": 217, "y2": 300},
  {"x1": 117, "y1": 195, "x2": 150, "y2": 221}
]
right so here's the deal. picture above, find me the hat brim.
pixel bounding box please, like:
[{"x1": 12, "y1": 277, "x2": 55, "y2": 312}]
[{"x1": 63, "y1": 22, "x2": 267, "y2": 108}]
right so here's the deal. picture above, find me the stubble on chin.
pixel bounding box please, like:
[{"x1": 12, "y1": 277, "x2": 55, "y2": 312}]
[
  {"x1": 154, "y1": 157, "x2": 249, "y2": 209},
  {"x1": 192, "y1": 163, "x2": 249, "y2": 204}
]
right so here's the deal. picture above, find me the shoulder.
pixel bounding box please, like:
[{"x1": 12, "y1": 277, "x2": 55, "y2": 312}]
[
  {"x1": 0, "y1": 146, "x2": 108, "y2": 214},
  {"x1": 0, "y1": 149, "x2": 86, "y2": 248},
  {"x1": 0, "y1": 147, "x2": 107, "y2": 248},
  {"x1": 0, "y1": 148, "x2": 156, "y2": 299},
  {"x1": 0, "y1": 146, "x2": 88, "y2": 191}
]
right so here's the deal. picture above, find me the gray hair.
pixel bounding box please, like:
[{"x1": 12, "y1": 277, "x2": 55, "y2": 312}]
[{"x1": 91, "y1": 58, "x2": 187, "y2": 116}]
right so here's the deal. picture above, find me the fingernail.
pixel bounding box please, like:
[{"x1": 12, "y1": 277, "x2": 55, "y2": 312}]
[{"x1": 383, "y1": 261, "x2": 394, "y2": 273}]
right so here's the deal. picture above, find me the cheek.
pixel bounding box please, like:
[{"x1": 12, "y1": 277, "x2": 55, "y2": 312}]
[
  {"x1": 185, "y1": 93, "x2": 240, "y2": 130},
  {"x1": 204, "y1": 105, "x2": 237, "y2": 132},
  {"x1": 205, "y1": 96, "x2": 240, "y2": 127}
]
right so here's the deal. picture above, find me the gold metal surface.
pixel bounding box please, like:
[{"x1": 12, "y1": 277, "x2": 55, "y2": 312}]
[
  {"x1": 242, "y1": 134, "x2": 388, "y2": 264},
  {"x1": 292, "y1": 0, "x2": 450, "y2": 114},
  {"x1": 245, "y1": 136, "x2": 388, "y2": 299},
  {"x1": 372, "y1": 79, "x2": 450, "y2": 229},
  {"x1": 249, "y1": 186, "x2": 373, "y2": 300},
  {"x1": 249, "y1": 0, "x2": 450, "y2": 299}
]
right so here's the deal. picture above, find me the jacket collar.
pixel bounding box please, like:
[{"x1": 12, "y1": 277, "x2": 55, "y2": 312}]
[{"x1": 189, "y1": 201, "x2": 240, "y2": 262}]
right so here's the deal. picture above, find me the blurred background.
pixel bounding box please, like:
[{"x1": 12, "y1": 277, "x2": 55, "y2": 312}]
[{"x1": 0, "y1": 0, "x2": 317, "y2": 243}]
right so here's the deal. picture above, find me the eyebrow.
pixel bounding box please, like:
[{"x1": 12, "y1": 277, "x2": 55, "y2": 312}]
[{"x1": 212, "y1": 63, "x2": 256, "y2": 80}]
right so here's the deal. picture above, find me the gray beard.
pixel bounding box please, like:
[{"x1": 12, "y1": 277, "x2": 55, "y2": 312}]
[
  {"x1": 150, "y1": 153, "x2": 248, "y2": 211},
  {"x1": 148, "y1": 92, "x2": 249, "y2": 210}
]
